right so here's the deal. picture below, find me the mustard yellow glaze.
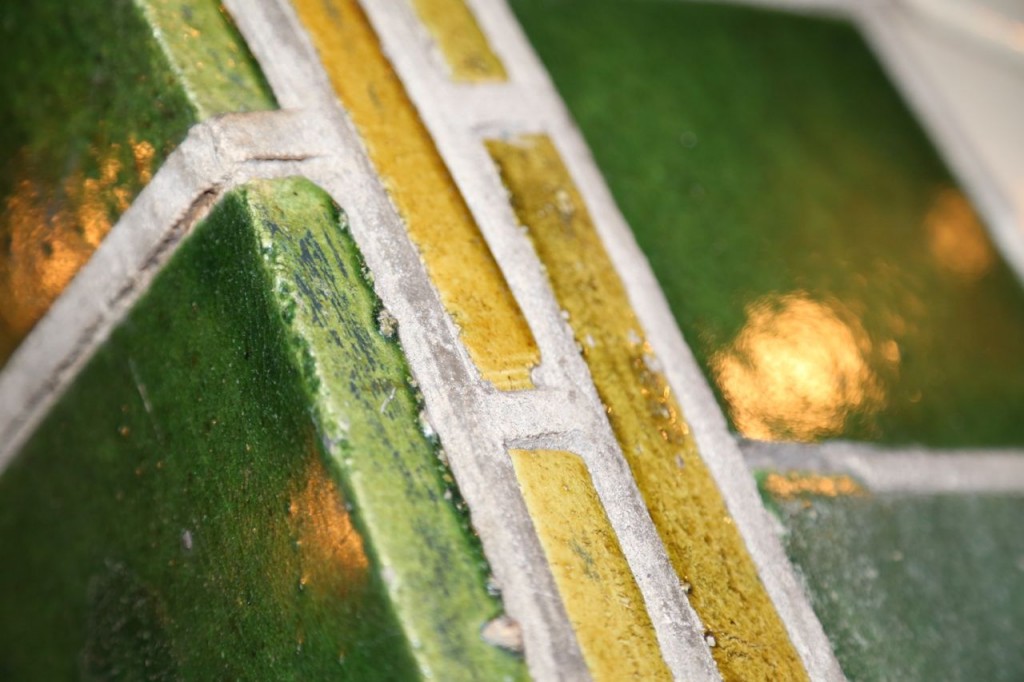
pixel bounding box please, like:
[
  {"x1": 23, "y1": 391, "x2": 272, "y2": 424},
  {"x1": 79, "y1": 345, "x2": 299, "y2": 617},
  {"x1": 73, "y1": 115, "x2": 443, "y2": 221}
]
[
  {"x1": 509, "y1": 449, "x2": 672, "y2": 682},
  {"x1": 292, "y1": 0, "x2": 538, "y2": 390},
  {"x1": 490, "y1": 136, "x2": 809, "y2": 681},
  {"x1": 411, "y1": 0, "x2": 506, "y2": 82},
  {"x1": 763, "y1": 472, "x2": 865, "y2": 500}
]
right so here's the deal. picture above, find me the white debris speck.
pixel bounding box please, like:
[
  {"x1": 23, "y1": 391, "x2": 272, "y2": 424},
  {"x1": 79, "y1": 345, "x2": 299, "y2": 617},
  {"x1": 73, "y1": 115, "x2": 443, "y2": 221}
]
[
  {"x1": 680, "y1": 581, "x2": 691, "y2": 594},
  {"x1": 419, "y1": 411, "x2": 436, "y2": 440},
  {"x1": 181, "y1": 529, "x2": 193, "y2": 552},
  {"x1": 705, "y1": 634, "x2": 717, "y2": 648},
  {"x1": 377, "y1": 308, "x2": 398, "y2": 338},
  {"x1": 481, "y1": 615, "x2": 524, "y2": 654},
  {"x1": 554, "y1": 189, "x2": 575, "y2": 220}
]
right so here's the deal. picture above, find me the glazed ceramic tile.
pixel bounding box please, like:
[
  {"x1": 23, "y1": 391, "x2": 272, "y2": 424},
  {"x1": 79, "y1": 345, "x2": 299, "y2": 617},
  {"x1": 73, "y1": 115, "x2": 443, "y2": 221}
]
[
  {"x1": 292, "y1": 0, "x2": 540, "y2": 391},
  {"x1": 762, "y1": 480, "x2": 1024, "y2": 681},
  {"x1": 510, "y1": 449, "x2": 672, "y2": 681},
  {"x1": 489, "y1": 135, "x2": 807, "y2": 680},
  {"x1": 410, "y1": 0, "x2": 507, "y2": 82},
  {"x1": 0, "y1": 178, "x2": 524, "y2": 681},
  {"x1": 0, "y1": 0, "x2": 273, "y2": 366},
  {"x1": 510, "y1": 0, "x2": 1024, "y2": 446}
]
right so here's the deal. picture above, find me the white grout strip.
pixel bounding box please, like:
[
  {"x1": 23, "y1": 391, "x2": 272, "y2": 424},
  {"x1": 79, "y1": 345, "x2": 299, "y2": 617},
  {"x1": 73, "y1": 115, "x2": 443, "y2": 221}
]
[
  {"x1": 225, "y1": 1, "x2": 600, "y2": 678},
  {"x1": 461, "y1": 0, "x2": 851, "y2": 679},
  {"x1": 366, "y1": 1, "x2": 723, "y2": 678},
  {"x1": 3, "y1": 2, "x2": 1019, "y2": 681},
  {"x1": 0, "y1": 110, "x2": 320, "y2": 472},
  {"x1": 743, "y1": 440, "x2": 1024, "y2": 494}
]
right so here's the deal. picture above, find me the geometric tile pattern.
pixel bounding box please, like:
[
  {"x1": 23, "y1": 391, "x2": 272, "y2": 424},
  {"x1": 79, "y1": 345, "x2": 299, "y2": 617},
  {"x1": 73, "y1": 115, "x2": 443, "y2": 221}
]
[{"x1": 1, "y1": 0, "x2": 1022, "y2": 680}]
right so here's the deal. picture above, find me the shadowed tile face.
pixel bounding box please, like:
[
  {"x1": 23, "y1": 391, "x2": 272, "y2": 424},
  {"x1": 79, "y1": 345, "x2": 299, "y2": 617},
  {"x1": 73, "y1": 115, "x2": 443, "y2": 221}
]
[
  {"x1": 511, "y1": 0, "x2": 1024, "y2": 446},
  {"x1": 762, "y1": 481, "x2": 1024, "y2": 682},
  {"x1": 0, "y1": 179, "x2": 524, "y2": 681},
  {"x1": 0, "y1": 0, "x2": 274, "y2": 366}
]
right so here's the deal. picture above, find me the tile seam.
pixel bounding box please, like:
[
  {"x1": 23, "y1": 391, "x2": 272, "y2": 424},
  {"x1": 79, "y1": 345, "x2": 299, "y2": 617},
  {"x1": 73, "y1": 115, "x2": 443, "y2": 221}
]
[
  {"x1": 742, "y1": 440, "x2": 1024, "y2": 493},
  {"x1": 459, "y1": 0, "x2": 849, "y2": 678},
  {"x1": 463, "y1": 0, "x2": 1024, "y2": 285},
  {"x1": 365, "y1": 2, "x2": 587, "y2": 394},
  {"x1": 224, "y1": 2, "x2": 594, "y2": 677},
  {"x1": 0, "y1": 110, "x2": 323, "y2": 471},
  {"x1": 365, "y1": 1, "x2": 722, "y2": 679}
]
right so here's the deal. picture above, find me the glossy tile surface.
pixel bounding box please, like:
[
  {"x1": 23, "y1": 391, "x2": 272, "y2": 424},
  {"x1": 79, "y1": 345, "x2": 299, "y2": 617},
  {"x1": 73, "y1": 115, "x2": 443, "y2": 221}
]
[
  {"x1": 511, "y1": 0, "x2": 1024, "y2": 446},
  {"x1": 0, "y1": 179, "x2": 523, "y2": 681},
  {"x1": 762, "y1": 483, "x2": 1024, "y2": 681},
  {"x1": 489, "y1": 135, "x2": 806, "y2": 681},
  {"x1": 0, "y1": 0, "x2": 273, "y2": 366},
  {"x1": 293, "y1": 0, "x2": 539, "y2": 390}
]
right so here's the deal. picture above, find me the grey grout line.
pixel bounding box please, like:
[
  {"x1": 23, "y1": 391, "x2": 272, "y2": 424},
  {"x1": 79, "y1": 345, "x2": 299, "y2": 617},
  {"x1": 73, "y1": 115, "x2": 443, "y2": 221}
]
[
  {"x1": 0, "y1": 110, "x2": 320, "y2": 472},
  {"x1": 463, "y1": 0, "x2": 851, "y2": 679},
  {"x1": 1, "y1": 1, "x2": 1017, "y2": 681},
  {"x1": 226, "y1": 1, "x2": 596, "y2": 679},
  {"x1": 362, "y1": 2, "x2": 584, "y2": 394},
  {"x1": 370, "y1": 1, "x2": 723, "y2": 679},
  {"x1": 742, "y1": 440, "x2": 1024, "y2": 494}
]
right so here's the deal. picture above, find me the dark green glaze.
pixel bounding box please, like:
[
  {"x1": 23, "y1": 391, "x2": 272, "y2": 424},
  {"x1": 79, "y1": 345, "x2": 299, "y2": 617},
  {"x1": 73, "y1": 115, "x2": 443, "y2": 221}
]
[
  {"x1": 0, "y1": 0, "x2": 273, "y2": 365},
  {"x1": 762, "y1": 485, "x2": 1024, "y2": 681},
  {"x1": 0, "y1": 179, "x2": 524, "y2": 681},
  {"x1": 511, "y1": 0, "x2": 1024, "y2": 446}
]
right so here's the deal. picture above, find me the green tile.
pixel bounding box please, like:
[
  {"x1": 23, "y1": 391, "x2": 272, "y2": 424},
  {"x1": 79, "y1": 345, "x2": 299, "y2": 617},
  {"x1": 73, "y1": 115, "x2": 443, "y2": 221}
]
[
  {"x1": 761, "y1": 484, "x2": 1024, "y2": 681},
  {"x1": 511, "y1": 0, "x2": 1024, "y2": 446},
  {"x1": 0, "y1": 178, "x2": 524, "y2": 681},
  {"x1": 0, "y1": 0, "x2": 274, "y2": 365}
]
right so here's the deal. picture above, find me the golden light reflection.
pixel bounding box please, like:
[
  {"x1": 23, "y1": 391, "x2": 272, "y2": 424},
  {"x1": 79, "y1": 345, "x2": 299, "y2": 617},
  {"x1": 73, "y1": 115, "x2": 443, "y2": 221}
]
[
  {"x1": 713, "y1": 292, "x2": 885, "y2": 441},
  {"x1": 0, "y1": 140, "x2": 155, "y2": 362},
  {"x1": 925, "y1": 188, "x2": 994, "y2": 280},
  {"x1": 288, "y1": 454, "x2": 369, "y2": 595},
  {"x1": 763, "y1": 471, "x2": 865, "y2": 500}
]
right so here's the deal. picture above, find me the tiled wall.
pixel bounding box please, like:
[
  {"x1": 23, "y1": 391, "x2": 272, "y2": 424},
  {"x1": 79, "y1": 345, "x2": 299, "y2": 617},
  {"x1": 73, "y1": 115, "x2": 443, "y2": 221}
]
[{"x1": 1, "y1": 1, "x2": 1021, "y2": 680}]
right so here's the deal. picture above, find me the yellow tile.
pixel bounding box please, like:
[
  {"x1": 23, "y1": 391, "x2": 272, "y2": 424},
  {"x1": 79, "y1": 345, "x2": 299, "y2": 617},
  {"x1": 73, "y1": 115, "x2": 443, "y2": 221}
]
[
  {"x1": 411, "y1": 0, "x2": 506, "y2": 82},
  {"x1": 292, "y1": 0, "x2": 538, "y2": 390},
  {"x1": 509, "y1": 449, "x2": 672, "y2": 682},
  {"x1": 490, "y1": 136, "x2": 809, "y2": 681}
]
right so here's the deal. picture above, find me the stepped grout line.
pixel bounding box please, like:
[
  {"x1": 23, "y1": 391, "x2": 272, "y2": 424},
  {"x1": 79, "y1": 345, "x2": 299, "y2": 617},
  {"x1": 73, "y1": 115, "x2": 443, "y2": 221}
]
[
  {"x1": 363, "y1": 1, "x2": 589, "y2": 395},
  {"x1": 369, "y1": 2, "x2": 723, "y2": 679},
  {"x1": 742, "y1": 440, "x2": 1024, "y2": 494},
  {"x1": 460, "y1": 0, "x2": 851, "y2": 678},
  {"x1": 0, "y1": 110, "x2": 320, "y2": 473},
  {"x1": 225, "y1": 1, "x2": 596, "y2": 678}
]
